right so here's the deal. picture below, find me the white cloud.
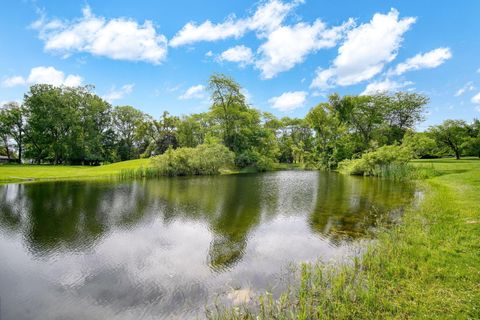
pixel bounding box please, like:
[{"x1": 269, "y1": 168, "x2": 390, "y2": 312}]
[
  {"x1": 241, "y1": 88, "x2": 252, "y2": 103},
  {"x1": 170, "y1": 0, "x2": 298, "y2": 47},
  {"x1": 454, "y1": 81, "x2": 475, "y2": 97},
  {"x1": 257, "y1": 19, "x2": 353, "y2": 79},
  {"x1": 311, "y1": 9, "x2": 415, "y2": 89},
  {"x1": 361, "y1": 79, "x2": 413, "y2": 95},
  {"x1": 391, "y1": 47, "x2": 452, "y2": 75},
  {"x1": 172, "y1": 0, "x2": 350, "y2": 78},
  {"x1": 2, "y1": 67, "x2": 82, "y2": 87},
  {"x1": 472, "y1": 92, "x2": 480, "y2": 105},
  {"x1": 179, "y1": 85, "x2": 205, "y2": 100},
  {"x1": 170, "y1": 18, "x2": 248, "y2": 47},
  {"x1": 33, "y1": 6, "x2": 168, "y2": 64},
  {"x1": 103, "y1": 84, "x2": 134, "y2": 102},
  {"x1": 26, "y1": 66, "x2": 83, "y2": 87},
  {"x1": 1, "y1": 76, "x2": 26, "y2": 87},
  {"x1": 268, "y1": 91, "x2": 307, "y2": 112},
  {"x1": 218, "y1": 45, "x2": 254, "y2": 67}
]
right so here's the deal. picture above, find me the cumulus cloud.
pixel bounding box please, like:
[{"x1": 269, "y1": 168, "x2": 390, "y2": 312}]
[
  {"x1": 391, "y1": 47, "x2": 452, "y2": 75},
  {"x1": 2, "y1": 66, "x2": 83, "y2": 87},
  {"x1": 33, "y1": 6, "x2": 168, "y2": 64},
  {"x1": 218, "y1": 45, "x2": 254, "y2": 67},
  {"x1": 103, "y1": 84, "x2": 134, "y2": 102},
  {"x1": 28, "y1": 66, "x2": 83, "y2": 87},
  {"x1": 241, "y1": 88, "x2": 252, "y2": 104},
  {"x1": 361, "y1": 78, "x2": 413, "y2": 95},
  {"x1": 455, "y1": 81, "x2": 475, "y2": 97},
  {"x1": 170, "y1": 0, "x2": 299, "y2": 47},
  {"x1": 472, "y1": 92, "x2": 480, "y2": 105},
  {"x1": 172, "y1": 0, "x2": 350, "y2": 78},
  {"x1": 268, "y1": 91, "x2": 307, "y2": 112},
  {"x1": 311, "y1": 9, "x2": 415, "y2": 90},
  {"x1": 179, "y1": 85, "x2": 205, "y2": 100},
  {"x1": 256, "y1": 19, "x2": 353, "y2": 79},
  {"x1": 1, "y1": 76, "x2": 26, "y2": 87}
]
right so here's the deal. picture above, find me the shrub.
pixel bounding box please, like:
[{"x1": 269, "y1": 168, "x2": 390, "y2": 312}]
[
  {"x1": 401, "y1": 131, "x2": 438, "y2": 158},
  {"x1": 151, "y1": 143, "x2": 234, "y2": 176},
  {"x1": 338, "y1": 145, "x2": 413, "y2": 177},
  {"x1": 235, "y1": 150, "x2": 276, "y2": 172}
]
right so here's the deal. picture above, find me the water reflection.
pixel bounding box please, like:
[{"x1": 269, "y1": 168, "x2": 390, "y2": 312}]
[{"x1": 0, "y1": 171, "x2": 415, "y2": 319}]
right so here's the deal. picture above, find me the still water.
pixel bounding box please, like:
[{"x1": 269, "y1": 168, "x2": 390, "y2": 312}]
[{"x1": 0, "y1": 171, "x2": 415, "y2": 319}]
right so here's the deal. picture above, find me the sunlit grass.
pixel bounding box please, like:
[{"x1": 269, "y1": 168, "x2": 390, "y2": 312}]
[{"x1": 0, "y1": 158, "x2": 153, "y2": 183}]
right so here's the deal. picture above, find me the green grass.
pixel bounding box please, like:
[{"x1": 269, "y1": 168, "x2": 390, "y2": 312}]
[
  {"x1": 209, "y1": 158, "x2": 480, "y2": 319},
  {"x1": 0, "y1": 158, "x2": 153, "y2": 183}
]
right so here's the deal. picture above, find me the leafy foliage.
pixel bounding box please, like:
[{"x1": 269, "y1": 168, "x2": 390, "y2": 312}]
[
  {"x1": 338, "y1": 145, "x2": 413, "y2": 176},
  {"x1": 151, "y1": 143, "x2": 234, "y2": 176}
]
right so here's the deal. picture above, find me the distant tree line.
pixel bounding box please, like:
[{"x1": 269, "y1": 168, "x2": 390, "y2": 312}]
[{"x1": 1, "y1": 73, "x2": 479, "y2": 166}]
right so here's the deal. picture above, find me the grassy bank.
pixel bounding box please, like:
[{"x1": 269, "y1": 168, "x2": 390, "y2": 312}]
[
  {"x1": 0, "y1": 159, "x2": 307, "y2": 183},
  {"x1": 0, "y1": 158, "x2": 153, "y2": 183},
  {"x1": 211, "y1": 158, "x2": 480, "y2": 319}
]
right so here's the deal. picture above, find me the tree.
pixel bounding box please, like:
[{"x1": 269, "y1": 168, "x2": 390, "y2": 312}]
[
  {"x1": 462, "y1": 119, "x2": 480, "y2": 158},
  {"x1": 277, "y1": 117, "x2": 313, "y2": 164},
  {"x1": 76, "y1": 87, "x2": 113, "y2": 164},
  {"x1": 112, "y1": 105, "x2": 146, "y2": 160},
  {"x1": 24, "y1": 84, "x2": 79, "y2": 164},
  {"x1": 428, "y1": 120, "x2": 469, "y2": 159},
  {"x1": 177, "y1": 113, "x2": 208, "y2": 148},
  {"x1": 382, "y1": 92, "x2": 428, "y2": 144},
  {"x1": 401, "y1": 130, "x2": 437, "y2": 158},
  {"x1": 0, "y1": 102, "x2": 26, "y2": 163},
  {"x1": 0, "y1": 112, "x2": 12, "y2": 160},
  {"x1": 306, "y1": 103, "x2": 345, "y2": 168},
  {"x1": 329, "y1": 94, "x2": 385, "y2": 150},
  {"x1": 208, "y1": 73, "x2": 248, "y2": 152},
  {"x1": 137, "y1": 111, "x2": 179, "y2": 157},
  {"x1": 23, "y1": 84, "x2": 114, "y2": 164}
]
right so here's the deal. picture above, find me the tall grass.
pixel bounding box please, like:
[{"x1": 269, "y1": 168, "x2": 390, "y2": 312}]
[
  {"x1": 119, "y1": 167, "x2": 164, "y2": 179},
  {"x1": 374, "y1": 163, "x2": 440, "y2": 181}
]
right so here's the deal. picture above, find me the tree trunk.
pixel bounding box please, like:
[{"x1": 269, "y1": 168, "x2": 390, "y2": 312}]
[
  {"x1": 454, "y1": 149, "x2": 461, "y2": 160},
  {"x1": 18, "y1": 134, "x2": 22, "y2": 164},
  {"x1": 3, "y1": 136, "x2": 10, "y2": 160}
]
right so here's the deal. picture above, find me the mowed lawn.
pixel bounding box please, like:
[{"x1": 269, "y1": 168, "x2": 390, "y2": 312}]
[{"x1": 0, "y1": 158, "x2": 153, "y2": 183}]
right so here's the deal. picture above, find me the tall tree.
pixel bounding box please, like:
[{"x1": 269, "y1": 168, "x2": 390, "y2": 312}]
[
  {"x1": 24, "y1": 84, "x2": 79, "y2": 164},
  {"x1": 382, "y1": 92, "x2": 428, "y2": 143},
  {"x1": 306, "y1": 103, "x2": 345, "y2": 168},
  {"x1": 462, "y1": 119, "x2": 480, "y2": 158},
  {"x1": 208, "y1": 73, "x2": 248, "y2": 153},
  {"x1": 112, "y1": 105, "x2": 146, "y2": 160},
  {"x1": 137, "y1": 111, "x2": 179, "y2": 157},
  {"x1": 177, "y1": 113, "x2": 207, "y2": 148},
  {"x1": 428, "y1": 120, "x2": 468, "y2": 159},
  {"x1": 329, "y1": 94, "x2": 385, "y2": 150},
  {"x1": 0, "y1": 102, "x2": 26, "y2": 163}
]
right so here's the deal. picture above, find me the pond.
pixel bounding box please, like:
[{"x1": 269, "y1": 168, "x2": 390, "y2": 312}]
[{"x1": 0, "y1": 171, "x2": 416, "y2": 319}]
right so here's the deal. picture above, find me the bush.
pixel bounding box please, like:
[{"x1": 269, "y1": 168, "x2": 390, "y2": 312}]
[
  {"x1": 151, "y1": 143, "x2": 234, "y2": 176},
  {"x1": 338, "y1": 145, "x2": 413, "y2": 177},
  {"x1": 235, "y1": 150, "x2": 276, "y2": 172},
  {"x1": 401, "y1": 131, "x2": 438, "y2": 158}
]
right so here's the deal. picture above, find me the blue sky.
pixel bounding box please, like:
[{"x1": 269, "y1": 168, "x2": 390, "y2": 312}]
[{"x1": 1, "y1": 0, "x2": 479, "y2": 129}]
